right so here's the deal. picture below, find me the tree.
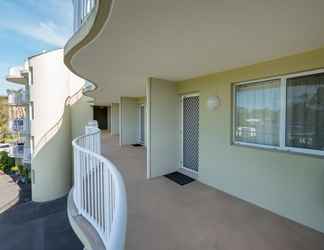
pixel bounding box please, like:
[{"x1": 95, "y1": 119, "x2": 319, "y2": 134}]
[
  {"x1": 0, "y1": 99, "x2": 9, "y2": 143},
  {"x1": 0, "y1": 151, "x2": 15, "y2": 174}
]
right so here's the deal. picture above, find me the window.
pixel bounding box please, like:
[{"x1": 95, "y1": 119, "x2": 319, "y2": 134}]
[
  {"x1": 233, "y1": 70, "x2": 324, "y2": 156},
  {"x1": 31, "y1": 136, "x2": 35, "y2": 154},
  {"x1": 235, "y1": 80, "x2": 281, "y2": 146},
  {"x1": 286, "y1": 74, "x2": 324, "y2": 150},
  {"x1": 29, "y1": 67, "x2": 34, "y2": 86}
]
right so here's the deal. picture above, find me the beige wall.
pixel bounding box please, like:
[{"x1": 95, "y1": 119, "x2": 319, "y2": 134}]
[
  {"x1": 71, "y1": 96, "x2": 93, "y2": 140},
  {"x1": 32, "y1": 108, "x2": 72, "y2": 202},
  {"x1": 147, "y1": 78, "x2": 180, "y2": 178},
  {"x1": 107, "y1": 106, "x2": 111, "y2": 131},
  {"x1": 30, "y1": 49, "x2": 92, "y2": 202},
  {"x1": 111, "y1": 103, "x2": 119, "y2": 135},
  {"x1": 176, "y1": 47, "x2": 324, "y2": 232},
  {"x1": 120, "y1": 97, "x2": 139, "y2": 145},
  {"x1": 30, "y1": 50, "x2": 70, "y2": 145}
]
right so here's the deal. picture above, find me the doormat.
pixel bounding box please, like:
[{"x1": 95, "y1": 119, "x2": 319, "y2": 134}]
[
  {"x1": 165, "y1": 172, "x2": 195, "y2": 186},
  {"x1": 132, "y1": 144, "x2": 143, "y2": 147}
]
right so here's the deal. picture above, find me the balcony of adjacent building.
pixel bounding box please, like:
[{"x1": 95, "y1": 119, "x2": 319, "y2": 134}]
[
  {"x1": 8, "y1": 118, "x2": 30, "y2": 135},
  {"x1": 7, "y1": 90, "x2": 29, "y2": 106},
  {"x1": 6, "y1": 65, "x2": 28, "y2": 85},
  {"x1": 9, "y1": 143, "x2": 25, "y2": 159},
  {"x1": 8, "y1": 141, "x2": 31, "y2": 163},
  {"x1": 22, "y1": 146, "x2": 31, "y2": 165}
]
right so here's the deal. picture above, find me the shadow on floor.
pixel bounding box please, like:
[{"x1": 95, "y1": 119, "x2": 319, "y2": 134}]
[
  {"x1": 17, "y1": 182, "x2": 31, "y2": 204},
  {"x1": 0, "y1": 196, "x2": 83, "y2": 250}
]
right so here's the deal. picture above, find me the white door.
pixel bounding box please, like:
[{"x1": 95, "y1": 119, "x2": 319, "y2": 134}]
[{"x1": 181, "y1": 94, "x2": 200, "y2": 173}]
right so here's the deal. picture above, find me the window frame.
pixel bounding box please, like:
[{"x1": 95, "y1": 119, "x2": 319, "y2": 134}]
[
  {"x1": 232, "y1": 68, "x2": 324, "y2": 157},
  {"x1": 29, "y1": 101, "x2": 34, "y2": 121}
]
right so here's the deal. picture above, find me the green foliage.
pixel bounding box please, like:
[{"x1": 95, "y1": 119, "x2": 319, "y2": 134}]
[
  {"x1": 11, "y1": 165, "x2": 19, "y2": 173},
  {"x1": 18, "y1": 165, "x2": 24, "y2": 175},
  {"x1": 0, "y1": 103, "x2": 9, "y2": 143},
  {"x1": 9, "y1": 163, "x2": 30, "y2": 183},
  {"x1": 0, "y1": 151, "x2": 15, "y2": 174}
]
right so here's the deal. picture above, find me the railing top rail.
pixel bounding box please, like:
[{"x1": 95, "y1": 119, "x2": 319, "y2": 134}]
[
  {"x1": 72, "y1": 131, "x2": 126, "y2": 198},
  {"x1": 73, "y1": 0, "x2": 97, "y2": 32},
  {"x1": 73, "y1": 133, "x2": 125, "y2": 188}
]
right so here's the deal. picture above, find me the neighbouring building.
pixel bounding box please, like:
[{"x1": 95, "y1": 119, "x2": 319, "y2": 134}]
[{"x1": 5, "y1": 49, "x2": 93, "y2": 202}]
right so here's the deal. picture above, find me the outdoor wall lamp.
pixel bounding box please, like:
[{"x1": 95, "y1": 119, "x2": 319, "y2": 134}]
[{"x1": 207, "y1": 96, "x2": 221, "y2": 111}]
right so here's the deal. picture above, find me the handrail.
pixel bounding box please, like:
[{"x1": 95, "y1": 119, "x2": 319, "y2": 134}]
[
  {"x1": 33, "y1": 88, "x2": 84, "y2": 156},
  {"x1": 72, "y1": 126, "x2": 127, "y2": 250}
]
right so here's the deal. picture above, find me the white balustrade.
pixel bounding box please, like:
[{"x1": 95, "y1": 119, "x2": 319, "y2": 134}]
[
  {"x1": 23, "y1": 146, "x2": 31, "y2": 164},
  {"x1": 8, "y1": 118, "x2": 29, "y2": 134},
  {"x1": 72, "y1": 123, "x2": 127, "y2": 250},
  {"x1": 9, "y1": 143, "x2": 25, "y2": 158},
  {"x1": 7, "y1": 91, "x2": 28, "y2": 106},
  {"x1": 73, "y1": 0, "x2": 97, "y2": 31}
]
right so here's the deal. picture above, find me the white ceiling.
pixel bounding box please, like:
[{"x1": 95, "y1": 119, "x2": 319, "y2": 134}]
[{"x1": 72, "y1": 0, "x2": 324, "y2": 105}]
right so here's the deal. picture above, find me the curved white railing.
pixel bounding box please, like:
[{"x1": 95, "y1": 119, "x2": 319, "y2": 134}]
[
  {"x1": 73, "y1": 0, "x2": 97, "y2": 31},
  {"x1": 72, "y1": 124, "x2": 127, "y2": 250}
]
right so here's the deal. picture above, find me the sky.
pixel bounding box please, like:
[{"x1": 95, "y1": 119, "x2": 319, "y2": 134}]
[{"x1": 0, "y1": 0, "x2": 73, "y2": 96}]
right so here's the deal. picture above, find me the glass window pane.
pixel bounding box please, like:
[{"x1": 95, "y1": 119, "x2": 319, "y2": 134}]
[
  {"x1": 235, "y1": 80, "x2": 281, "y2": 146},
  {"x1": 286, "y1": 73, "x2": 324, "y2": 150}
]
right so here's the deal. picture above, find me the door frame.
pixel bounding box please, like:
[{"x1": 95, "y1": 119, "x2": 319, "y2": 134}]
[
  {"x1": 180, "y1": 93, "x2": 200, "y2": 174},
  {"x1": 93, "y1": 105, "x2": 108, "y2": 130},
  {"x1": 138, "y1": 104, "x2": 145, "y2": 145}
]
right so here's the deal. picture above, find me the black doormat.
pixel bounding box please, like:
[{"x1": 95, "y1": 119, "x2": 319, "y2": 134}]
[
  {"x1": 165, "y1": 172, "x2": 195, "y2": 186},
  {"x1": 132, "y1": 144, "x2": 143, "y2": 147}
]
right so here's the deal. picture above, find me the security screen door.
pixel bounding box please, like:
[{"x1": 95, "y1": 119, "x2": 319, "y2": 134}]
[{"x1": 181, "y1": 94, "x2": 200, "y2": 172}]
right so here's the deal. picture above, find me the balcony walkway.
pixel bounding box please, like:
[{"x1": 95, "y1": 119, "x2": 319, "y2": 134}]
[{"x1": 101, "y1": 134, "x2": 324, "y2": 250}]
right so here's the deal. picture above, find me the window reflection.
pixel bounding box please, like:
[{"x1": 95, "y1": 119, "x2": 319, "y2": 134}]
[
  {"x1": 235, "y1": 80, "x2": 281, "y2": 146},
  {"x1": 286, "y1": 73, "x2": 324, "y2": 150}
]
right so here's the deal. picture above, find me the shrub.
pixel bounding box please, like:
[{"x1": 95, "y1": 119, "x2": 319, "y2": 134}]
[
  {"x1": 0, "y1": 151, "x2": 15, "y2": 174},
  {"x1": 17, "y1": 165, "x2": 24, "y2": 175},
  {"x1": 11, "y1": 165, "x2": 19, "y2": 173}
]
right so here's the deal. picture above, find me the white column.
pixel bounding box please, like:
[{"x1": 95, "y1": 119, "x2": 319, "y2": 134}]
[
  {"x1": 119, "y1": 97, "x2": 138, "y2": 145},
  {"x1": 146, "y1": 78, "x2": 180, "y2": 178},
  {"x1": 111, "y1": 103, "x2": 120, "y2": 135}
]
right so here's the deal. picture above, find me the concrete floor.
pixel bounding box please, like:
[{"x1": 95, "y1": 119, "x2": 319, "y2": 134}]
[{"x1": 101, "y1": 134, "x2": 324, "y2": 250}]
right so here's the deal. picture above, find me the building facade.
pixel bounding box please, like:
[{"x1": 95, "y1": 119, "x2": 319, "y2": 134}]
[
  {"x1": 3, "y1": 1, "x2": 324, "y2": 249},
  {"x1": 6, "y1": 49, "x2": 93, "y2": 202},
  {"x1": 64, "y1": 1, "x2": 324, "y2": 249}
]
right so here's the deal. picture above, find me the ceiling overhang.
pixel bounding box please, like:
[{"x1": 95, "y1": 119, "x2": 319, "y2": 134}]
[{"x1": 66, "y1": 0, "x2": 324, "y2": 104}]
